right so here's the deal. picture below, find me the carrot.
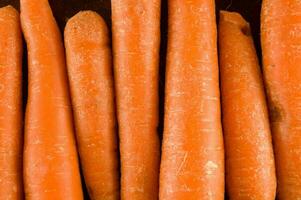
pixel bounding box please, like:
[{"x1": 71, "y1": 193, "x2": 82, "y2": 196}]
[
  {"x1": 261, "y1": 0, "x2": 301, "y2": 198},
  {"x1": 111, "y1": 0, "x2": 161, "y2": 199},
  {"x1": 64, "y1": 11, "x2": 119, "y2": 200},
  {"x1": 0, "y1": 5, "x2": 23, "y2": 199},
  {"x1": 21, "y1": 0, "x2": 83, "y2": 199},
  {"x1": 219, "y1": 11, "x2": 276, "y2": 200},
  {"x1": 159, "y1": 0, "x2": 224, "y2": 199}
]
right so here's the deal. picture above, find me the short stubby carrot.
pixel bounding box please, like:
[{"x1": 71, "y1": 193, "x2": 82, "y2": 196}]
[
  {"x1": 21, "y1": 0, "x2": 83, "y2": 199},
  {"x1": 0, "y1": 5, "x2": 23, "y2": 200},
  {"x1": 159, "y1": 0, "x2": 224, "y2": 199},
  {"x1": 219, "y1": 11, "x2": 276, "y2": 200},
  {"x1": 65, "y1": 11, "x2": 119, "y2": 200},
  {"x1": 261, "y1": 0, "x2": 301, "y2": 199},
  {"x1": 111, "y1": 0, "x2": 161, "y2": 199}
]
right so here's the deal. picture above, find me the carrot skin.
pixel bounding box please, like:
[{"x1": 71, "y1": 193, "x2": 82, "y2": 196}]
[
  {"x1": 0, "y1": 5, "x2": 23, "y2": 199},
  {"x1": 111, "y1": 0, "x2": 161, "y2": 199},
  {"x1": 159, "y1": 1, "x2": 224, "y2": 199},
  {"x1": 219, "y1": 11, "x2": 276, "y2": 200},
  {"x1": 64, "y1": 11, "x2": 120, "y2": 200},
  {"x1": 261, "y1": 0, "x2": 301, "y2": 199},
  {"x1": 21, "y1": 0, "x2": 83, "y2": 199}
]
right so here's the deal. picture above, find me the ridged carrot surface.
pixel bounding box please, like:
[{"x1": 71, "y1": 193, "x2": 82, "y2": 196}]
[
  {"x1": 261, "y1": 0, "x2": 301, "y2": 198},
  {"x1": 21, "y1": 0, "x2": 83, "y2": 199},
  {"x1": 219, "y1": 11, "x2": 276, "y2": 200},
  {"x1": 159, "y1": 0, "x2": 224, "y2": 199},
  {"x1": 65, "y1": 11, "x2": 119, "y2": 200},
  {"x1": 111, "y1": 0, "x2": 161, "y2": 199},
  {"x1": 0, "y1": 5, "x2": 23, "y2": 199}
]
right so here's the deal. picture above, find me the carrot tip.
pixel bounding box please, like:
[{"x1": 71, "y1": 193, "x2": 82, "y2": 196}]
[
  {"x1": 65, "y1": 10, "x2": 108, "y2": 43},
  {"x1": 219, "y1": 10, "x2": 250, "y2": 32},
  {"x1": 0, "y1": 5, "x2": 18, "y2": 16},
  {"x1": 66, "y1": 10, "x2": 106, "y2": 29}
]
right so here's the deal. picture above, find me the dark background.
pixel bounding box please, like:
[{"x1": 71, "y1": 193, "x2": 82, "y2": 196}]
[
  {"x1": 0, "y1": 0, "x2": 263, "y2": 199},
  {"x1": 0, "y1": 0, "x2": 262, "y2": 55}
]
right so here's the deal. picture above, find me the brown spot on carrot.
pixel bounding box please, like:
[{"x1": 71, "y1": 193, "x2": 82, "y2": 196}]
[
  {"x1": 241, "y1": 25, "x2": 251, "y2": 37},
  {"x1": 269, "y1": 102, "x2": 284, "y2": 123}
]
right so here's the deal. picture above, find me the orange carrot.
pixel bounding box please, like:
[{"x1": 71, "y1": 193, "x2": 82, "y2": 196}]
[
  {"x1": 21, "y1": 0, "x2": 83, "y2": 199},
  {"x1": 64, "y1": 11, "x2": 119, "y2": 200},
  {"x1": 261, "y1": 0, "x2": 301, "y2": 198},
  {"x1": 0, "y1": 5, "x2": 23, "y2": 199},
  {"x1": 219, "y1": 11, "x2": 276, "y2": 200},
  {"x1": 111, "y1": 0, "x2": 161, "y2": 199},
  {"x1": 159, "y1": 0, "x2": 224, "y2": 199}
]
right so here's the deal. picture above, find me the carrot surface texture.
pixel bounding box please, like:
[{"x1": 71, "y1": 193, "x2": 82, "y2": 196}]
[
  {"x1": 21, "y1": 0, "x2": 83, "y2": 199},
  {"x1": 159, "y1": 0, "x2": 224, "y2": 199},
  {"x1": 111, "y1": 0, "x2": 161, "y2": 199},
  {"x1": 261, "y1": 0, "x2": 301, "y2": 199},
  {"x1": 0, "y1": 5, "x2": 23, "y2": 200},
  {"x1": 219, "y1": 11, "x2": 276, "y2": 200},
  {"x1": 65, "y1": 11, "x2": 119, "y2": 200}
]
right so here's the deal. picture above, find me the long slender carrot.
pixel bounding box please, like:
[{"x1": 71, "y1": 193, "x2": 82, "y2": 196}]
[
  {"x1": 21, "y1": 0, "x2": 83, "y2": 199},
  {"x1": 159, "y1": 0, "x2": 224, "y2": 199},
  {"x1": 111, "y1": 1, "x2": 161, "y2": 199},
  {"x1": 0, "y1": 5, "x2": 23, "y2": 199},
  {"x1": 64, "y1": 11, "x2": 119, "y2": 200},
  {"x1": 261, "y1": 0, "x2": 301, "y2": 198},
  {"x1": 219, "y1": 11, "x2": 276, "y2": 200}
]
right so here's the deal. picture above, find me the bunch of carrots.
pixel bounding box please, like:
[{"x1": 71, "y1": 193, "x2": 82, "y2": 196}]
[{"x1": 0, "y1": 0, "x2": 300, "y2": 199}]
